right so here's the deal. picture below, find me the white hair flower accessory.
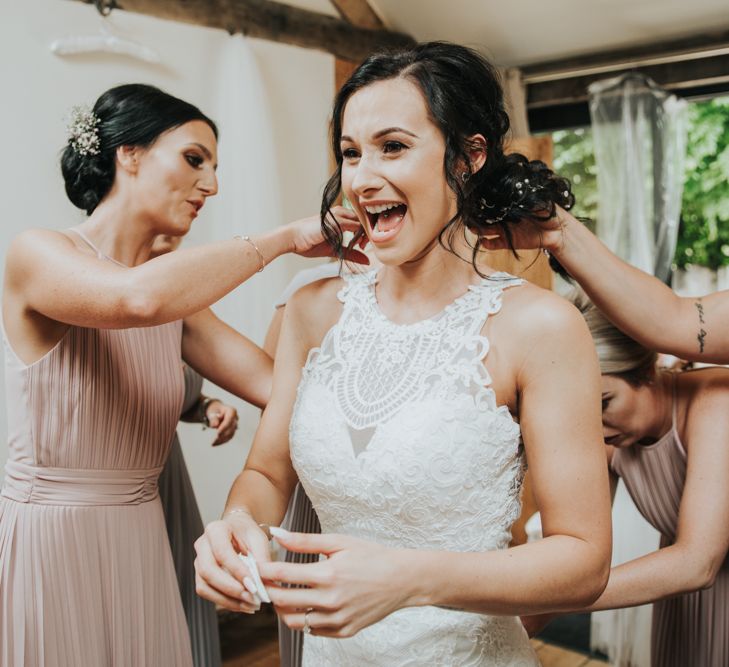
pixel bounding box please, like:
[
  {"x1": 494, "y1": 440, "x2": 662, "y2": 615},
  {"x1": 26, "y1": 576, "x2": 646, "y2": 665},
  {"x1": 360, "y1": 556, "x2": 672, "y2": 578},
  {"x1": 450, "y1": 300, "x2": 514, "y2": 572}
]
[{"x1": 67, "y1": 105, "x2": 100, "y2": 156}]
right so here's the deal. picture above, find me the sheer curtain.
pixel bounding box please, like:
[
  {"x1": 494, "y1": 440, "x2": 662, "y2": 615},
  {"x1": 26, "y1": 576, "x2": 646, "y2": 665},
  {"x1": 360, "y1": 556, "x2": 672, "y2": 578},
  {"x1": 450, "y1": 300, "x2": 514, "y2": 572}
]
[
  {"x1": 207, "y1": 34, "x2": 287, "y2": 346},
  {"x1": 588, "y1": 73, "x2": 688, "y2": 667},
  {"x1": 590, "y1": 72, "x2": 688, "y2": 281}
]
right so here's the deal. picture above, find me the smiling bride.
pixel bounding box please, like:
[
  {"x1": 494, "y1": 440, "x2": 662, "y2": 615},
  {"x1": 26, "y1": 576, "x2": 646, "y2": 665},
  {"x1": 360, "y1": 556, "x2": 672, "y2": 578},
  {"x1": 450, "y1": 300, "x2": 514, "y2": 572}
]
[{"x1": 194, "y1": 41, "x2": 612, "y2": 666}]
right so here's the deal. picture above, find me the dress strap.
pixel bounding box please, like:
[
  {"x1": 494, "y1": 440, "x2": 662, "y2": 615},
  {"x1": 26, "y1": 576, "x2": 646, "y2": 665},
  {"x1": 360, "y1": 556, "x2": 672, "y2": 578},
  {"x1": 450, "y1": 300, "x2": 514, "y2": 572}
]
[
  {"x1": 671, "y1": 372, "x2": 678, "y2": 428},
  {"x1": 69, "y1": 228, "x2": 103, "y2": 258},
  {"x1": 68, "y1": 228, "x2": 127, "y2": 267}
]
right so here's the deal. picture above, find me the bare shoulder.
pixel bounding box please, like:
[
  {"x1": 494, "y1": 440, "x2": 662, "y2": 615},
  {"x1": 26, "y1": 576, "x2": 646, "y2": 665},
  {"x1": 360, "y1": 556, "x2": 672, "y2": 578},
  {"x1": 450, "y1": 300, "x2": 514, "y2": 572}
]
[
  {"x1": 682, "y1": 366, "x2": 729, "y2": 414},
  {"x1": 284, "y1": 275, "x2": 346, "y2": 350},
  {"x1": 5, "y1": 229, "x2": 78, "y2": 284},
  {"x1": 498, "y1": 280, "x2": 590, "y2": 346}
]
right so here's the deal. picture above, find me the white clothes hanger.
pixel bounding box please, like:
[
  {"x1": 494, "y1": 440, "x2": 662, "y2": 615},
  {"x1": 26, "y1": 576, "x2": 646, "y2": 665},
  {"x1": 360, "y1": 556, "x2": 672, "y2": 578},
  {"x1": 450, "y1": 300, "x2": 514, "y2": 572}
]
[{"x1": 50, "y1": 0, "x2": 161, "y2": 64}]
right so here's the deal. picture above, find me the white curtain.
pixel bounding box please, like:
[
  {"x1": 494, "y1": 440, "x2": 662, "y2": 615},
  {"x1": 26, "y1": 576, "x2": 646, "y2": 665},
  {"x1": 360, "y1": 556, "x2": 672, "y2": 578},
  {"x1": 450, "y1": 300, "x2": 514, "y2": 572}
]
[
  {"x1": 207, "y1": 34, "x2": 287, "y2": 346},
  {"x1": 590, "y1": 73, "x2": 688, "y2": 282},
  {"x1": 588, "y1": 73, "x2": 688, "y2": 666},
  {"x1": 502, "y1": 67, "x2": 530, "y2": 139}
]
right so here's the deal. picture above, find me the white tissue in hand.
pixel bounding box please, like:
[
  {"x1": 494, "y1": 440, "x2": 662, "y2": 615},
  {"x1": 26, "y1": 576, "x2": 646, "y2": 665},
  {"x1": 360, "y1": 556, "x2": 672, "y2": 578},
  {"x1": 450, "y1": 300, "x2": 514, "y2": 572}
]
[{"x1": 239, "y1": 552, "x2": 271, "y2": 603}]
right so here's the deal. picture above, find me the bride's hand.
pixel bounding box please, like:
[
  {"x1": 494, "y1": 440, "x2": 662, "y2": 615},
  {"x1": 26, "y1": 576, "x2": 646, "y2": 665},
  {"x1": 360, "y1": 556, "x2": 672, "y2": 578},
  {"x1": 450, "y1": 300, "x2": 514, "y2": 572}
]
[
  {"x1": 478, "y1": 205, "x2": 572, "y2": 255},
  {"x1": 258, "y1": 528, "x2": 413, "y2": 638},
  {"x1": 193, "y1": 512, "x2": 271, "y2": 613},
  {"x1": 285, "y1": 206, "x2": 369, "y2": 264}
]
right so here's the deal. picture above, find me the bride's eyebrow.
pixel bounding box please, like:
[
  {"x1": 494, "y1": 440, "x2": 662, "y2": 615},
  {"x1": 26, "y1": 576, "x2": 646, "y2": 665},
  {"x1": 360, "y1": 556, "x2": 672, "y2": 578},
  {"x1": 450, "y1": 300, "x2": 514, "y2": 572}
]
[
  {"x1": 373, "y1": 127, "x2": 418, "y2": 139},
  {"x1": 340, "y1": 128, "x2": 419, "y2": 144}
]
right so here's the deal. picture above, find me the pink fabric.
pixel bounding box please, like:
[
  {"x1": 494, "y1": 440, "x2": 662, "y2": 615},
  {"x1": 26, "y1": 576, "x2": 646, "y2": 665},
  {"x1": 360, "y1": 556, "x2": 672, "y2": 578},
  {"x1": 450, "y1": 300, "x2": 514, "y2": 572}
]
[
  {"x1": 0, "y1": 321, "x2": 192, "y2": 667},
  {"x1": 611, "y1": 413, "x2": 729, "y2": 667}
]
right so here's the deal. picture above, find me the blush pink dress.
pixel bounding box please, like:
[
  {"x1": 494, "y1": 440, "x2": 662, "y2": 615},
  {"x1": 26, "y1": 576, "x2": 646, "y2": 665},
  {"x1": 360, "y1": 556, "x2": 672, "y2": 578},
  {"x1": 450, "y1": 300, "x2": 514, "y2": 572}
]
[
  {"x1": 0, "y1": 232, "x2": 193, "y2": 667},
  {"x1": 611, "y1": 375, "x2": 729, "y2": 667}
]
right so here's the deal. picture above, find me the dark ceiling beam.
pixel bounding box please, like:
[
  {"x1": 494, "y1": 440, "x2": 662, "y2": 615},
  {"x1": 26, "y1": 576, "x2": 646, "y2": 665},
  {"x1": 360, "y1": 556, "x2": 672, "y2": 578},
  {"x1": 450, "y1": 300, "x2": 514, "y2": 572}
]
[
  {"x1": 69, "y1": 0, "x2": 414, "y2": 62},
  {"x1": 521, "y1": 29, "x2": 729, "y2": 84},
  {"x1": 527, "y1": 53, "x2": 729, "y2": 108}
]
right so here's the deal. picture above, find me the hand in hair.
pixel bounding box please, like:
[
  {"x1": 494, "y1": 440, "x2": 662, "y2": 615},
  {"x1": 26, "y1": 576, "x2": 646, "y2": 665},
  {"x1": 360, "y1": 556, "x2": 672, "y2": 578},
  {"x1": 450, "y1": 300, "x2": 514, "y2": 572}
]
[
  {"x1": 477, "y1": 203, "x2": 569, "y2": 255},
  {"x1": 288, "y1": 206, "x2": 369, "y2": 264}
]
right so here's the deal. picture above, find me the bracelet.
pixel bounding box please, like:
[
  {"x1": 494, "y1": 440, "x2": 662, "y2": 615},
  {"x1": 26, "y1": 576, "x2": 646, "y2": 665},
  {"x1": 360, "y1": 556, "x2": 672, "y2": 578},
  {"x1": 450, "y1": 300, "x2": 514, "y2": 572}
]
[
  {"x1": 224, "y1": 507, "x2": 253, "y2": 519},
  {"x1": 234, "y1": 235, "x2": 266, "y2": 273},
  {"x1": 198, "y1": 396, "x2": 216, "y2": 427}
]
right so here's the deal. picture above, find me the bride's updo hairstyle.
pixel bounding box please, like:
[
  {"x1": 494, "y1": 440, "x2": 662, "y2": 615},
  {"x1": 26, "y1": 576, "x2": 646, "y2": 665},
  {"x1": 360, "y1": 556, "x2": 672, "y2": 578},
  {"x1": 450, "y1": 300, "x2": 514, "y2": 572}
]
[
  {"x1": 321, "y1": 41, "x2": 575, "y2": 271},
  {"x1": 61, "y1": 84, "x2": 218, "y2": 215}
]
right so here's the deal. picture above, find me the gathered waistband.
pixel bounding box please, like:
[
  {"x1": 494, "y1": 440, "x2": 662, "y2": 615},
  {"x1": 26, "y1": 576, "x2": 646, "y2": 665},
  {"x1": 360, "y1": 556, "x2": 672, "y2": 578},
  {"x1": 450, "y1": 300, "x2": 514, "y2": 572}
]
[{"x1": 1, "y1": 460, "x2": 163, "y2": 506}]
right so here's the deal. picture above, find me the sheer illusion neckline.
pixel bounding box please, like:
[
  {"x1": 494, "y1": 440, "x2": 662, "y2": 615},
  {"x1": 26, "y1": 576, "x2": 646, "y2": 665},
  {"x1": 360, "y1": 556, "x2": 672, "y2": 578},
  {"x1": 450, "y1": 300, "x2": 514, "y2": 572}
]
[{"x1": 366, "y1": 270, "x2": 514, "y2": 329}]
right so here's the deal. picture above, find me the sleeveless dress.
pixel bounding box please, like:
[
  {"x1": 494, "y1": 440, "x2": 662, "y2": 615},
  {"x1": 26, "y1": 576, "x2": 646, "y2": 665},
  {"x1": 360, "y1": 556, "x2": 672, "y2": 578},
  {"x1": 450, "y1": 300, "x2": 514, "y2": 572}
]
[
  {"x1": 611, "y1": 376, "x2": 729, "y2": 667},
  {"x1": 0, "y1": 232, "x2": 193, "y2": 667},
  {"x1": 158, "y1": 365, "x2": 222, "y2": 667},
  {"x1": 290, "y1": 270, "x2": 539, "y2": 667}
]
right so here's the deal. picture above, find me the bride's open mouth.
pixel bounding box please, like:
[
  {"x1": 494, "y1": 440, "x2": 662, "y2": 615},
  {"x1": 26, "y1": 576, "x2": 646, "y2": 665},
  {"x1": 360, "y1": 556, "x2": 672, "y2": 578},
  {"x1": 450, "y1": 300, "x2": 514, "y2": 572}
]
[{"x1": 364, "y1": 202, "x2": 408, "y2": 244}]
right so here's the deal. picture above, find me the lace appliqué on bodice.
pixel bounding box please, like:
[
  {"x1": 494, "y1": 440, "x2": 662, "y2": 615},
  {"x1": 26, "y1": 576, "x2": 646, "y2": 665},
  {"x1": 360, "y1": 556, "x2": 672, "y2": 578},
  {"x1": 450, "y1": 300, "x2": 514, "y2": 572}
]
[{"x1": 290, "y1": 270, "x2": 538, "y2": 666}]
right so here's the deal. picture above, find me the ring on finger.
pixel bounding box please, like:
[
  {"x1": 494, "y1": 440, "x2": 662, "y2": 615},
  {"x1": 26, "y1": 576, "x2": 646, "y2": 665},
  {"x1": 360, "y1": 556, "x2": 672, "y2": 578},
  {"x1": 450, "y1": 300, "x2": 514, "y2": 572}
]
[{"x1": 303, "y1": 607, "x2": 314, "y2": 635}]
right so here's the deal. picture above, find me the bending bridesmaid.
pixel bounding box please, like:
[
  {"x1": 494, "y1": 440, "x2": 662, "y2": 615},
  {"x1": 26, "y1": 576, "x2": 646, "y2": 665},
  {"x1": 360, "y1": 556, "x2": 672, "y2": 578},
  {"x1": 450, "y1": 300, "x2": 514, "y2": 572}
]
[
  {"x1": 0, "y1": 83, "x2": 362, "y2": 667},
  {"x1": 524, "y1": 294, "x2": 729, "y2": 666}
]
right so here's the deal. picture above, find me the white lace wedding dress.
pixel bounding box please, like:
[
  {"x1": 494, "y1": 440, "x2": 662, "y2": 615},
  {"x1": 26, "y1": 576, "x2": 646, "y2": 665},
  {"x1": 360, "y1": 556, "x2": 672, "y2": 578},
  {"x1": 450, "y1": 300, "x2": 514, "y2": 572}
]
[{"x1": 290, "y1": 270, "x2": 539, "y2": 666}]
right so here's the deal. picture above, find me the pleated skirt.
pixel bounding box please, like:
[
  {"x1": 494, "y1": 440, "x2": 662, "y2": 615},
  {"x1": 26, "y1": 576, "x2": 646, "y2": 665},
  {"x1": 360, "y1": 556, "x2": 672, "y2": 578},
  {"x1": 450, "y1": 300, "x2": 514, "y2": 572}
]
[
  {"x1": 278, "y1": 483, "x2": 321, "y2": 667},
  {"x1": 652, "y1": 558, "x2": 729, "y2": 667},
  {"x1": 158, "y1": 438, "x2": 221, "y2": 667},
  {"x1": 0, "y1": 495, "x2": 193, "y2": 667}
]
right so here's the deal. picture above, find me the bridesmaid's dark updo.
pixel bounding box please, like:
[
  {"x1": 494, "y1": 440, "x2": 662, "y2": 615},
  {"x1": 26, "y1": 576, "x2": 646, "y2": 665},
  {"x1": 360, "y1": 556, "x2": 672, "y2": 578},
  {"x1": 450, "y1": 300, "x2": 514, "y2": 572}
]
[
  {"x1": 321, "y1": 41, "x2": 575, "y2": 271},
  {"x1": 61, "y1": 84, "x2": 218, "y2": 215}
]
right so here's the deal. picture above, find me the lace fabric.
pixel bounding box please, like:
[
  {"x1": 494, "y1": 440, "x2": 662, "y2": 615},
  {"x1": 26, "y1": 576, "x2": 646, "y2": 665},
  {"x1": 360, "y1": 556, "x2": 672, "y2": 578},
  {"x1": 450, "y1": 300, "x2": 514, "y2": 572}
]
[{"x1": 289, "y1": 270, "x2": 539, "y2": 666}]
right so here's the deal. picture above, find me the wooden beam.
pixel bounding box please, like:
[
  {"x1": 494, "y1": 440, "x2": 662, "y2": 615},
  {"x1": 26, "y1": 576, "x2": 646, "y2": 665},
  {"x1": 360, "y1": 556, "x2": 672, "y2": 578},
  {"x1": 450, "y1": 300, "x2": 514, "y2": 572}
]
[
  {"x1": 521, "y1": 29, "x2": 729, "y2": 83},
  {"x1": 527, "y1": 53, "x2": 729, "y2": 108},
  {"x1": 329, "y1": 0, "x2": 383, "y2": 30},
  {"x1": 69, "y1": 0, "x2": 415, "y2": 63}
]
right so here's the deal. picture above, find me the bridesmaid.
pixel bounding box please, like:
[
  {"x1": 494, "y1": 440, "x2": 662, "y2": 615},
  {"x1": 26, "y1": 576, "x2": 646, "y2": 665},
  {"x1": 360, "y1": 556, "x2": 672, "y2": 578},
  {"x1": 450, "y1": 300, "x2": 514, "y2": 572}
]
[
  {"x1": 524, "y1": 293, "x2": 729, "y2": 666},
  {"x1": 0, "y1": 83, "x2": 363, "y2": 667}
]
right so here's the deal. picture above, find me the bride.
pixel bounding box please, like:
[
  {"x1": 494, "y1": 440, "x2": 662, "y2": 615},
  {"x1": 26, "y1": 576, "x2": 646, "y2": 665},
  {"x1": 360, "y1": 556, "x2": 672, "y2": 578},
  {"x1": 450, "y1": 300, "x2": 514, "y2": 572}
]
[{"x1": 194, "y1": 41, "x2": 612, "y2": 666}]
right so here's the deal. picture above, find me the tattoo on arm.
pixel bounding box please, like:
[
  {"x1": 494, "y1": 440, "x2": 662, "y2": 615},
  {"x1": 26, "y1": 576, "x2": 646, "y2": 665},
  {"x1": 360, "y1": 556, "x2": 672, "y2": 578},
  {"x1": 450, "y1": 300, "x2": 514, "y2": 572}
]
[{"x1": 695, "y1": 299, "x2": 707, "y2": 354}]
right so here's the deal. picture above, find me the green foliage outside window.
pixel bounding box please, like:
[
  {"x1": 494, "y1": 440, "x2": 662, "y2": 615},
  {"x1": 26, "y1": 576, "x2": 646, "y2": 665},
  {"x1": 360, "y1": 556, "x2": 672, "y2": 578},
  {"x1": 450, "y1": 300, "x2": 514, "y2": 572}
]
[
  {"x1": 676, "y1": 97, "x2": 729, "y2": 270},
  {"x1": 549, "y1": 96, "x2": 729, "y2": 269},
  {"x1": 552, "y1": 127, "x2": 598, "y2": 224}
]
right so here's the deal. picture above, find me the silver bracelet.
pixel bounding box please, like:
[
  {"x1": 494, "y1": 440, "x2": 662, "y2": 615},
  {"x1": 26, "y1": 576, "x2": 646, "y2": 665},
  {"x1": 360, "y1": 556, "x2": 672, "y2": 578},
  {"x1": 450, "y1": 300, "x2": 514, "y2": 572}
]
[{"x1": 234, "y1": 235, "x2": 266, "y2": 272}]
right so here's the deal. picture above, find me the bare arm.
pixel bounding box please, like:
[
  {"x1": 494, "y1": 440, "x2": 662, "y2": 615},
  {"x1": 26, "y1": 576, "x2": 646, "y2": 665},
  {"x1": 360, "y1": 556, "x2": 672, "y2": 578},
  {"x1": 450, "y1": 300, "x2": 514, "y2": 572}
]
[
  {"x1": 405, "y1": 294, "x2": 612, "y2": 615},
  {"x1": 262, "y1": 306, "x2": 284, "y2": 357},
  {"x1": 4, "y1": 218, "x2": 346, "y2": 330},
  {"x1": 193, "y1": 279, "x2": 341, "y2": 611},
  {"x1": 585, "y1": 372, "x2": 729, "y2": 611},
  {"x1": 182, "y1": 308, "x2": 273, "y2": 409},
  {"x1": 481, "y1": 209, "x2": 729, "y2": 363}
]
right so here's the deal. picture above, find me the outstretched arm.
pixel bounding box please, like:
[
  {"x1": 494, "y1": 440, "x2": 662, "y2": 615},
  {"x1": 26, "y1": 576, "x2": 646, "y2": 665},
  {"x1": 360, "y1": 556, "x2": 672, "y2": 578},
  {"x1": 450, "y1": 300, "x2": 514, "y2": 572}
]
[
  {"x1": 481, "y1": 209, "x2": 729, "y2": 363},
  {"x1": 4, "y1": 208, "x2": 363, "y2": 331}
]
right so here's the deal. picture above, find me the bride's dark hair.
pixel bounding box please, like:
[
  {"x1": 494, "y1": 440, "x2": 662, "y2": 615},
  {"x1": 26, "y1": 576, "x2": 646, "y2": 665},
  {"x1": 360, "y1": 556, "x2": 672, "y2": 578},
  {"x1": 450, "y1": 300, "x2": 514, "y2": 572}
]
[{"x1": 321, "y1": 41, "x2": 575, "y2": 274}]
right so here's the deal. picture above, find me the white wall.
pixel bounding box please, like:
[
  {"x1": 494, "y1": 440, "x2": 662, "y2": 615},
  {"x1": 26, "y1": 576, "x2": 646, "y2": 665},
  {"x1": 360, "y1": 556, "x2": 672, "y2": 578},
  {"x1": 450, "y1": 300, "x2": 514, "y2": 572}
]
[{"x1": 0, "y1": 1, "x2": 334, "y2": 523}]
